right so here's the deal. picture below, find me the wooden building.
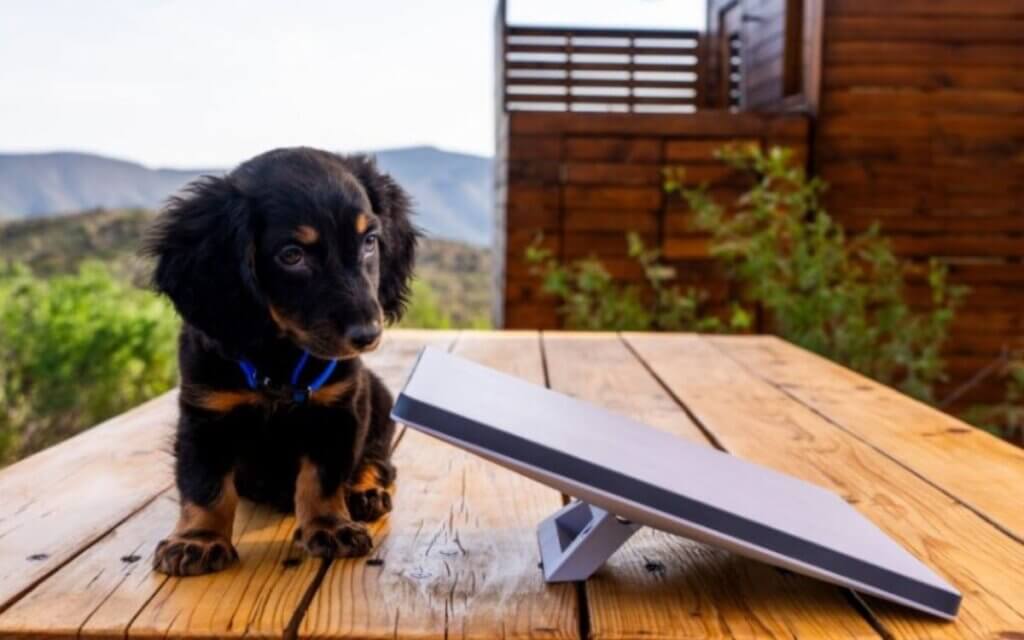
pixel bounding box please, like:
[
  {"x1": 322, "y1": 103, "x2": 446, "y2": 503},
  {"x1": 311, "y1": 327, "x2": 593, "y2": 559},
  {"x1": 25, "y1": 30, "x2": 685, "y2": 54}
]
[{"x1": 494, "y1": 0, "x2": 1024, "y2": 406}]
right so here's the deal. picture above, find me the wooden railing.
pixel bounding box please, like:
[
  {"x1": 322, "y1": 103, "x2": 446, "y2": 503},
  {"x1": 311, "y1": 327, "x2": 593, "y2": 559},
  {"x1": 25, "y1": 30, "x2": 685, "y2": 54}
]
[{"x1": 498, "y1": 25, "x2": 705, "y2": 113}]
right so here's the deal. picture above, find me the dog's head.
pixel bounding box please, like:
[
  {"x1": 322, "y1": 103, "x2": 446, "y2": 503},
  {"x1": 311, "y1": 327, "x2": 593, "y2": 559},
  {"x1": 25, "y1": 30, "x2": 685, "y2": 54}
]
[{"x1": 145, "y1": 147, "x2": 417, "y2": 358}]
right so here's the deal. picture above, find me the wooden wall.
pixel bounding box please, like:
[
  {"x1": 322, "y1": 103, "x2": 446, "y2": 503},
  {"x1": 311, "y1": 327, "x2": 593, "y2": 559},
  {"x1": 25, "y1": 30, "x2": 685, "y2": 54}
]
[
  {"x1": 705, "y1": 0, "x2": 818, "y2": 111},
  {"x1": 495, "y1": 111, "x2": 809, "y2": 329},
  {"x1": 813, "y1": 0, "x2": 1024, "y2": 404}
]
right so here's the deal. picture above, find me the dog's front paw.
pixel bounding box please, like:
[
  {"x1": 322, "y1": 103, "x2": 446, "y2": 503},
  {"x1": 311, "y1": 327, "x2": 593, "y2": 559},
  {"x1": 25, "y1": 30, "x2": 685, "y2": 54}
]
[
  {"x1": 295, "y1": 515, "x2": 372, "y2": 558},
  {"x1": 153, "y1": 530, "x2": 238, "y2": 576},
  {"x1": 347, "y1": 487, "x2": 393, "y2": 522}
]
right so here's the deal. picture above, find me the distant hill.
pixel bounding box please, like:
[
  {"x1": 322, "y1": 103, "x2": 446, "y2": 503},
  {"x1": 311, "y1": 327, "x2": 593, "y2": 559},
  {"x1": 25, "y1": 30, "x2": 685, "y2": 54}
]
[
  {"x1": 0, "y1": 208, "x2": 492, "y2": 326},
  {"x1": 0, "y1": 146, "x2": 492, "y2": 245}
]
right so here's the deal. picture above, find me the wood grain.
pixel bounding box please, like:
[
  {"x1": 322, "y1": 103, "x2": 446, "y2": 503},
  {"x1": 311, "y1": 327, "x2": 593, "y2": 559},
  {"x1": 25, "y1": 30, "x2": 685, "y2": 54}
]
[
  {"x1": 712, "y1": 335, "x2": 1024, "y2": 541},
  {"x1": 625, "y1": 333, "x2": 1024, "y2": 638},
  {"x1": 542, "y1": 333, "x2": 877, "y2": 639},
  {"x1": 0, "y1": 489, "x2": 176, "y2": 639},
  {"x1": 0, "y1": 391, "x2": 176, "y2": 613},
  {"x1": 298, "y1": 331, "x2": 579, "y2": 639}
]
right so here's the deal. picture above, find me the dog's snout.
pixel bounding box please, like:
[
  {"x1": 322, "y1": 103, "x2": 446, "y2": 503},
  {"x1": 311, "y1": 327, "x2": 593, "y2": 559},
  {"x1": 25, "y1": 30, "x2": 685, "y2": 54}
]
[{"x1": 345, "y1": 323, "x2": 381, "y2": 350}]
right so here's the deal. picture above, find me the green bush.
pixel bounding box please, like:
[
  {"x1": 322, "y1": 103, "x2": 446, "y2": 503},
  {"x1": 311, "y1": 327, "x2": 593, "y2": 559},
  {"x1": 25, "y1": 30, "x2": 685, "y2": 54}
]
[
  {"x1": 667, "y1": 144, "x2": 965, "y2": 402},
  {"x1": 526, "y1": 232, "x2": 750, "y2": 332},
  {"x1": 0, "y1": 262, "x2": 179, "y2": 464},
  {"x1": 399, "y1": 277, "x2": 490, "y2": 329}
]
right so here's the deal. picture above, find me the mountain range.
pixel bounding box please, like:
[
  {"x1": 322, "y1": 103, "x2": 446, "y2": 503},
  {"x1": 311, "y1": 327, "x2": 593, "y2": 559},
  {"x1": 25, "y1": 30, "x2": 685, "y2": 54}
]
[{"x1": 0, "y1": 146, "x2": 493, "y2": 245}]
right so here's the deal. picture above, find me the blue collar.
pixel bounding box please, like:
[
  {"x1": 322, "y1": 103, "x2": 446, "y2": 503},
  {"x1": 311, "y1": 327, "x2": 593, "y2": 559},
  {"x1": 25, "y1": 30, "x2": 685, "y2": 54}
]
[{"x1": 237, "y1": 350, "x2": 338, "y2": 403}]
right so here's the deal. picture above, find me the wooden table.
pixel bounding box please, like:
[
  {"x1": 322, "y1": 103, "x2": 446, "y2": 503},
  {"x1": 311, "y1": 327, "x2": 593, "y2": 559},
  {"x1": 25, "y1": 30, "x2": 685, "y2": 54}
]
[{"x1": 1, "y1": 331, "x2": 1022, "y2": 639}]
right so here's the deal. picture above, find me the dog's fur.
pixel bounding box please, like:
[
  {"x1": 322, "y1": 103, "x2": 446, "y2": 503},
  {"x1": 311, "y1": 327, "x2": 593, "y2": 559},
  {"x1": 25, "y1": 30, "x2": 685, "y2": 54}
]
[{"x1": 144, "y1": 147, "x2": 416, "y2": 575}]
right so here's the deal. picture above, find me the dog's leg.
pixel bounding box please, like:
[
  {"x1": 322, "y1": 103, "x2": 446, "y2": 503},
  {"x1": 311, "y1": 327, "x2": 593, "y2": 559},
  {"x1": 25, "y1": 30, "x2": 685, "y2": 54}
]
[
  {"x1": 346, "y1": 457, "x2": 395, "y2": 522},
  {"x1": 154, "y1": 413, "x2": 240, "y2": 576},
  {"x1": 153, "y1": 472, "x2": 239, "y2": 576},
  {"x1": 294, "y1": 457, "x2": 373, "y2": 558},
  {"x1": 347, "y1": 375, "x2": 397, "y2": 523}
]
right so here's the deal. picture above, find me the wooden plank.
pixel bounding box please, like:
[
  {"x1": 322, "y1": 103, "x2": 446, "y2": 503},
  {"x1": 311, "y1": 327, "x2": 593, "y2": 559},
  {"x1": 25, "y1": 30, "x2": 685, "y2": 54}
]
[
  {"x1": 823, "y1": 65, "x2": 1024, "y2": 91},
  {"x1": 563, "y1": 209, "x2": 659, "y2": 233},
  {"x1": 564, "y1": 137, "x2": 662, "y2": 162},
  {"x1": 509, "y1": 112, "x2": 808, "y2": 137},
  {"x1": 826, "y1": 42, "x2": 1024, "y2": 67},
  {"x1": 506, "y1": 26, "x2": 701, "y2": 40},
  {"x1": 624, "y1": 333, "x2": 1024, "y2": 638},
  {"x1": 0, "y1": 391, "x2": 176, "y2": 613},
  {"x1": 124, "y1": 499, "x2": 318, "y2": 638},
  {"x1": 541, "y1": 334, "x2": 877, "y2": 639},
  {"x1": 507, "y1": 44, "x2": 698, "y2": 56},
  {"x1": 664, "y1": 139, "x2": 734, "y2": 162},
  {"x1": 824, "y1": 89, "x2": 1024, "y2": 116},
  {"x1": 829, "y1": 16, "x2": 1024, "y2": 43},
  {"x1": 297, "y1": 331, "x2": 579, "y2": 639},
  {"x1": 506, "y1": 61, "x2": 698, "y2": 73},
  {"x1": 712, "y1": 335, "x2": 1024, "y2": 540},
  {"x1": 510, "y1": 77, "x2": 698, "y2": 89},
  {"x1": 828, "y1": 0, "x2": 1024, "y2": 17},
  {"x1": 0, "y1": 489, "x2": 177, "y2": 639},
  {"x1": 562, "y1": 186, "x2": 661, "y2": 210}
]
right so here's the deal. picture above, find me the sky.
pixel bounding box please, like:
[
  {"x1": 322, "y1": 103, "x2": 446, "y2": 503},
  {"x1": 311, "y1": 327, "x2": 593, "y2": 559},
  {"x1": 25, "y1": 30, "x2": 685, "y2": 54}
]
[{"x1": 0, "y1": 0, "x2": 704, "y2": 168}]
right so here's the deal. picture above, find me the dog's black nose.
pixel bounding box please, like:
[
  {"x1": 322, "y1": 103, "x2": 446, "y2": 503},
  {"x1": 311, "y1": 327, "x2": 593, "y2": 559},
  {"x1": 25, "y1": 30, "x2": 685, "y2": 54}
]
[{"x1": 345, "y1": 323, "x2": 381, "y2": 350}]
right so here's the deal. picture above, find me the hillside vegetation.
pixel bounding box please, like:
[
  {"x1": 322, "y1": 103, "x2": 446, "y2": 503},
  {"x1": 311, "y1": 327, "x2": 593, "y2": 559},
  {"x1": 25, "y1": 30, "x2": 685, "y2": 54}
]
[{"x1": 0, "y1": 207, "x2": 492, "y2": 325}]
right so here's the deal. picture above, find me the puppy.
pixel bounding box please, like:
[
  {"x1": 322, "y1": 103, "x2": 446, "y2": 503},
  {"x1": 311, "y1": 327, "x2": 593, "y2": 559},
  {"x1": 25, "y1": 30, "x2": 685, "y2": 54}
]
[{"x1": 144, "y1": 147, "x2": 416, "y2": 576}]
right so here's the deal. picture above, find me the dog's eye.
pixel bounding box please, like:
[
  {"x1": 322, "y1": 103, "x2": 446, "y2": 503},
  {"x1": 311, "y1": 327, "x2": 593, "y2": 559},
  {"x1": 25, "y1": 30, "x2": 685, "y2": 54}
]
[
  {"x1": 363, "y1": 233, "x2": 379, "y2": 256},
  {"x1": 277, "y1": 245, "x2": 305, "y2": 267}
]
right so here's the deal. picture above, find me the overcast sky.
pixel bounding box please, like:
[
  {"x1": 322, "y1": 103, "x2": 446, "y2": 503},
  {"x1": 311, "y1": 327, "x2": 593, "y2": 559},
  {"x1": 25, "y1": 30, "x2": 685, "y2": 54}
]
[{"x1": 0, "y1": 1, "x2": 704, "y2": 168}]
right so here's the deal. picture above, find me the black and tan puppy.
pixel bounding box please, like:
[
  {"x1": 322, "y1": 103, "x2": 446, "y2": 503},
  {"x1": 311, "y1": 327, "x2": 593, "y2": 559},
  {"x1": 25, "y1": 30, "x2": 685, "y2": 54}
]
[{"x1": 145, "y1": 147, "x2": 416, "y2": 575}]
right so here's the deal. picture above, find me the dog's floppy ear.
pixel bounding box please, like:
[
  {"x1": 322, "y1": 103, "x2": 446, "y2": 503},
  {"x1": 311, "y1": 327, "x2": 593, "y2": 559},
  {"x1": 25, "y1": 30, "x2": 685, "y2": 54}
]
[
  {"x1": 144, "y1": 175, "x2": 267, "y2": 354},
  {"x1": 346, "y1": 155, "x2": 418, "y2": 322}
]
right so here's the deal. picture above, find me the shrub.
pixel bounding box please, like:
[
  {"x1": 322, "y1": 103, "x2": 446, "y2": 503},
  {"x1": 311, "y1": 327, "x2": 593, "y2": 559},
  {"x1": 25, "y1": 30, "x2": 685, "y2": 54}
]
[
  {"x1": 0, "y1": 262, "x2": 179, "y2": 464},
  {"x1": 526, "y1": 232, "x2": 749, "y2": 332},
  {"x1": 667, "y1": 144, "x2": 965, "y2": 402},
  {"x1": 399, "y1": 277, "x2": 490, "y2": 329}
]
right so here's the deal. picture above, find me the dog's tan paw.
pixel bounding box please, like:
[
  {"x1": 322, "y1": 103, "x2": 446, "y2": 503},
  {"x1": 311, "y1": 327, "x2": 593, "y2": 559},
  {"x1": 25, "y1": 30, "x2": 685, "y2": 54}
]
[
  {"x1": 153, "y1": 530, "x2": 238, "y2": 576},
  {"x1": 295, "y1": 515, "x2": 372, "y2": 558}
]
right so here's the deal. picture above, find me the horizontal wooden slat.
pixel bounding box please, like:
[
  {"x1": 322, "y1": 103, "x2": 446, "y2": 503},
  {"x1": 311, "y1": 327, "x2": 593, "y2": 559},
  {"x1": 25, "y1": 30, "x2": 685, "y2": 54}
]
[
  {"x1": 826, "y1": 42, "x2": 1024, "y2": 66},
  {"x1": 508, "y1": 111, "x2": 809, "y2": 137},
  {"x1": 506, "y1": 26, "x2": 701, "y2": 39},
  {"x1": 507, "y1": 44, "x2": 697, "y2": 56},
  {"x1": 508, "y1": 94, "x2": 698, "y2": 106},
  {"x1": 828, "y1": 0, "x2": 1024, "y2": 17},
  {"x1": 506, "y1": 61, "x2": 698, "y2": 73},
  {"x1": 564, "y1": 137, "x2": 662, "y2": 162},
  {"x1": 829, "y1": 16, "x2": 1024, "y2": 42},
  {"x1": 507, "y1": 77, "x2": 698, "y2": 89},
  {"x1": 823, "y1": 65, "x2": 1024, "y2": 91}
]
